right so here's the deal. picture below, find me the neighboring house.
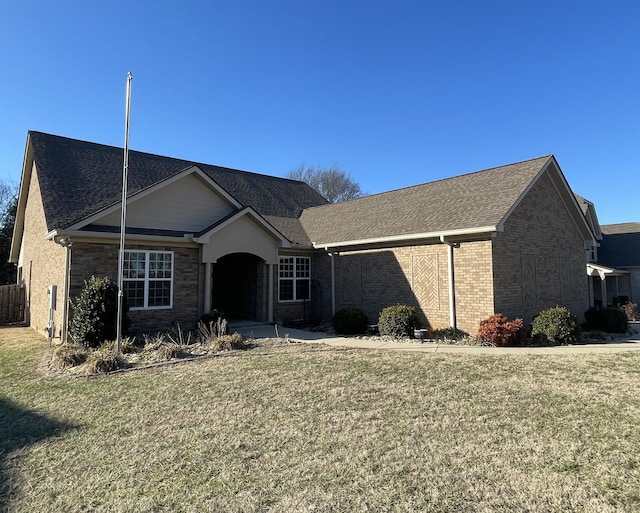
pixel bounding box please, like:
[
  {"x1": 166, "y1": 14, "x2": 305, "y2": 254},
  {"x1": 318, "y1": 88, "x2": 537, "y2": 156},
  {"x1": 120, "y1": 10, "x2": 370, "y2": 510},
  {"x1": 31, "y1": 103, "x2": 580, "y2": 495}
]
[
  {"x1": 11, "y1": 131, "x2": 596, "y2": 341},
  {"x1": 575, "y1": 195, "x2": 640, "y2": 307},
  {"x1": 595, "y1": 223, "x2": 640, "y2": 306}
]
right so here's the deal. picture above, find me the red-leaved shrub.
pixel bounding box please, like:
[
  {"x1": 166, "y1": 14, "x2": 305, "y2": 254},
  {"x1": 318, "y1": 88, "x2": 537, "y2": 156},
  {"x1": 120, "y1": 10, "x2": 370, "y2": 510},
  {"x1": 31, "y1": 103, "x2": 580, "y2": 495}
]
[{"x1": 477, "y1": 314, "x2": 525, "y2": 347}]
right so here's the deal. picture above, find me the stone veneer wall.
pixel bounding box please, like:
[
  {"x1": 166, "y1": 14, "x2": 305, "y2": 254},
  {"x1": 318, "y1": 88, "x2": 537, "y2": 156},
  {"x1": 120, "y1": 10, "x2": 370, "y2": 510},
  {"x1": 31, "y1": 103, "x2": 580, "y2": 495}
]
[
  {"x1": 492, "y1": 171, "x2": 589, "y2": 325},
  {"x1": 69, "y1": 242, "x2": 203, "y2": 334},
  {"x1": 19, "y1": 163, "x2": 67, "y2": 337}
]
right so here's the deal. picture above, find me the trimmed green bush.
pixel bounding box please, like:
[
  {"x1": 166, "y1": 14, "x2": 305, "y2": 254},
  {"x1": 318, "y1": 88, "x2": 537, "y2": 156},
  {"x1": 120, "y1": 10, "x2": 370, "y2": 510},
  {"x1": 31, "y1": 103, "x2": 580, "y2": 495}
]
[
  {"x1": 531, "y1": 306, "x2": 580, "y2": 345},
  {"x1": 70, "y1": 276, "x2": 129, "y2": 348},
  {"x1": 333, "y1": 307, "x2": 369, "y2": 335},
  {"x1": 378, "y1": 305, "x2": 421, "y2": 338},
  {"x1": 584, "y1": 306, "x2": 628, "y2": 333}
]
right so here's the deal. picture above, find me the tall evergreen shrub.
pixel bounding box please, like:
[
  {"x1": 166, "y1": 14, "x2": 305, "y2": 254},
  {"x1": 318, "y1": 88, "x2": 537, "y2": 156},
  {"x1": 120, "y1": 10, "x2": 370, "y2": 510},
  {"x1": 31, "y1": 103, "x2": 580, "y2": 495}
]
[{"x1": 70, "y1": 276, "x2": 129, "y2": 348}]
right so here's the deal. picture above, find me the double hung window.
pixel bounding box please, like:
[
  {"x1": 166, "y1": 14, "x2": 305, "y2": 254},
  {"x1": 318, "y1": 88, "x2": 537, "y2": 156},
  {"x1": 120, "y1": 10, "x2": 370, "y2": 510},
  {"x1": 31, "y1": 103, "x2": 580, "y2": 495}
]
[
  {"x1": 279, "y1": 256, "x2": 310, "y2": 301},
  {"x1": 123, "y1": 250, "x2": 173, "y2": 309}
]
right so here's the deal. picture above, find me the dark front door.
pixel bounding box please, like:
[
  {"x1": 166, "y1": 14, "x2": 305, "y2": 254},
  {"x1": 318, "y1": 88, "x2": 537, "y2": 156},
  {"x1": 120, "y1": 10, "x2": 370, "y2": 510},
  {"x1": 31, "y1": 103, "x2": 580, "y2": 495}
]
[{"x1": 211, "y1": 253, "x2": 264, "y2": 320}]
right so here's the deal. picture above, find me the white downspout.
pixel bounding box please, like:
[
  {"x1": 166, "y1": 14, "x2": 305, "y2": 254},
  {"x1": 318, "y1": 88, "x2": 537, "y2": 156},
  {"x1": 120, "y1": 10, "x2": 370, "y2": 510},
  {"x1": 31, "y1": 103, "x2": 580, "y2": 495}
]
[
  {"x1": 440, "y1": 236, "x2": 458, "y2": 330},
  {"x1": 268, "y1": 263, "x2": 274, "y2": 322},
  {"x1": 330, "y1": 252, "x2": 336, "y2": 316},
  {"x1": 54, "y1": 237, "x2": 73, "y2": 343}
]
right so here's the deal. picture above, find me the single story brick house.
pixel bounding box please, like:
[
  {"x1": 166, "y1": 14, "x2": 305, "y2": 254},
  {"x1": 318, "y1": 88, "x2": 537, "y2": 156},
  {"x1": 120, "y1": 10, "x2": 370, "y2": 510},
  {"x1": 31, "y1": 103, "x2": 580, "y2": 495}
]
[{"x1": 11, "y1": 131, "x2": 598, "y2": 341}]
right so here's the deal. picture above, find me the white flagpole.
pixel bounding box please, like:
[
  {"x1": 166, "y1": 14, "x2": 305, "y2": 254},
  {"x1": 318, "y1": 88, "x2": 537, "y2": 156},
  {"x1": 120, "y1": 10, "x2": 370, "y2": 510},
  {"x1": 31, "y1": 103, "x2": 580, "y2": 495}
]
[{"x1": 116, "y1": 72, "x2": 133, "y2": 353}]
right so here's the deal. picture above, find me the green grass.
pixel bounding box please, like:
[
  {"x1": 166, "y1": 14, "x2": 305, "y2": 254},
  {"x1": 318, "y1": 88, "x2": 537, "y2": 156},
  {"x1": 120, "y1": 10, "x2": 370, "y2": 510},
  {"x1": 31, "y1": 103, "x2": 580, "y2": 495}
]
[{"x1": 1, "y1": 327, "x2": 640, "y2": 512}]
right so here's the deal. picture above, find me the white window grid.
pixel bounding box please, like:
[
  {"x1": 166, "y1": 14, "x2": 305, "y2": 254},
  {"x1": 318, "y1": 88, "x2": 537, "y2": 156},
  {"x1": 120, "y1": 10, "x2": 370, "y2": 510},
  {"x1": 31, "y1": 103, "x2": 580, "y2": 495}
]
[
  {"x1": 278, "y1": 256, "x2": 311, "y2": 302},
  {"x1": 123, "y1": 250, "x2": 174, "y2": 310}
]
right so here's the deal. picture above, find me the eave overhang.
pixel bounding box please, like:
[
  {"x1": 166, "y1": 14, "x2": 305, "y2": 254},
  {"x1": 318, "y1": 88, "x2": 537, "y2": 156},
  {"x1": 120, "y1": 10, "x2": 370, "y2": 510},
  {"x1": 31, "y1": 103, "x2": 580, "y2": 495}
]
[
  {"x1": 313, "y1": 225, "x2": 497, "y2": 251},
  {"x1": 44, "y1": 229, "x2": 200, "y2": 247}
]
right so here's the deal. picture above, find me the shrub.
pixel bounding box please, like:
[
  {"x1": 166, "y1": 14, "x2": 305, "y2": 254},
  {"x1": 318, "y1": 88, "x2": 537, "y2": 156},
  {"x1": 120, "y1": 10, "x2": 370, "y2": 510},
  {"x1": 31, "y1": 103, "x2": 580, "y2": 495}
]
[
  {"x1": 199, "y1": 309, "x2": 225, "y2": 327},
  {"x1": 208, "y1": 333, "x2": 245, "y2": 352},
  {"x1": 197, "y1": 319, "x2": 229, "y2": 344},
  {"x1": 619, "y1": 302, "x2": 639, "y2": 322},
  {"x1": 84, "y1": 348, "x2": 127, "y2": 374},
  {"x1": 69, "y1": 276, "x2": 129, "y2": 348},
  {"x1": 155, "y1": 342, "x2": 187, "y2": 361},
  {"x1": 432, "y1": 327, "x2": 468, "y2": 341},
  {"x1": 477, "y1": 314, "x2": 525, "y2": 347},
  {"x1": 378, "y1": 305, "x2": 421, "y2": 338},
  {"x1": 584, "y1": 306, "x2": 628, "y2": 333},
  {"x1": 531, "y1": 306, "x2": 580, "y2": 345},
  {"x1": 332, "y1": 307, "x2": 369, "y2": 335},
  {"x1": 51, "y1": 343, "x2": 89, "y2": 370},
  {"x1": 99, "y1": 337, "x2": 137, "y2": 354}
]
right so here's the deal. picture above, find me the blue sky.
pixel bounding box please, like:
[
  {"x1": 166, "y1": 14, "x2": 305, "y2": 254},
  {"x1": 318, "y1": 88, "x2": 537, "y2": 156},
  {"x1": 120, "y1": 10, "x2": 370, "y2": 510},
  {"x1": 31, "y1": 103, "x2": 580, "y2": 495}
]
[{"x1": 1, "y1": 1, "x2": 638, "y2": 224}]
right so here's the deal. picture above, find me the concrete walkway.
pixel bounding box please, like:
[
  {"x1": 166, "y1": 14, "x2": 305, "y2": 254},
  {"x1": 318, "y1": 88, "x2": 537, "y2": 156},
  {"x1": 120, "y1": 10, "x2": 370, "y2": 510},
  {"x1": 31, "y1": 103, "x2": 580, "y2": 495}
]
[{"x1": 231, "y1": 322, "x2": 640, "y2": 355}]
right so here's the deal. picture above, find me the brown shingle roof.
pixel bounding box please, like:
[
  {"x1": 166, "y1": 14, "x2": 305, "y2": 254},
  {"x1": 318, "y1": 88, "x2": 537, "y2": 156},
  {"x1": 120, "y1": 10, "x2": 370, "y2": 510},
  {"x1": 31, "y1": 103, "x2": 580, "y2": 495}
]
[
  {"x1": 29, "y1": 131, "x2": 328, "y2": 242},
  {"x1": 300, "y1": 156, "x2": 552, "y2": 246}
]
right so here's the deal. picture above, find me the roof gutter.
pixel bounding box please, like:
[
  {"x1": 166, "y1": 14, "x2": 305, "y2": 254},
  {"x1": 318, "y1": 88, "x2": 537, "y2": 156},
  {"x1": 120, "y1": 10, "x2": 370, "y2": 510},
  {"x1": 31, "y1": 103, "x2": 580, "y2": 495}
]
[
  {"x1": 316, "y1": 225, "x2": 497, "y2": 250},
  {"x1": 44, "y1": 229, "x2": 199, "y2": 246}
]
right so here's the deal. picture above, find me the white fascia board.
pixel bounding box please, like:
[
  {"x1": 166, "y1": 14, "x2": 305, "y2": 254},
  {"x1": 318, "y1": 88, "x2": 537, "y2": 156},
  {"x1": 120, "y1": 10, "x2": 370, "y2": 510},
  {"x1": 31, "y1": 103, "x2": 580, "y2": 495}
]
[
  {"x1": 66, "y1": 165, "x2": 243, "y2": 231},
  {"x1": 45, "y1": 229, "x2": 199, "y2": 247},
  {"x1": 195, "y1": 207, "x2": 292, "y2": 247},
  {"x1": 314, "y1": 225, "x2": 497, "y2": 250}
]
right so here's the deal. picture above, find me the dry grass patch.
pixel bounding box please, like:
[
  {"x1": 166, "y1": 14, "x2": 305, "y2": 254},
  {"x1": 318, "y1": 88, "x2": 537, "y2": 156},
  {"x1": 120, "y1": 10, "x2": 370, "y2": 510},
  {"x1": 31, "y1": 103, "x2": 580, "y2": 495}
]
[{"x1": 1, "y1": 327, "x2": 640, "y2": 512}]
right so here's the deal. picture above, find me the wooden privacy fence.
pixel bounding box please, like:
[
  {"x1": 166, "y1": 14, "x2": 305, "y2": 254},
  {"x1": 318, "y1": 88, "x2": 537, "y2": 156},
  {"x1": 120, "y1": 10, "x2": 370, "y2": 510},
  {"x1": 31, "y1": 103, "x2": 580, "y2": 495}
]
[{"x1": 0, "y1": 283, "x2": 25, "y2": 324}]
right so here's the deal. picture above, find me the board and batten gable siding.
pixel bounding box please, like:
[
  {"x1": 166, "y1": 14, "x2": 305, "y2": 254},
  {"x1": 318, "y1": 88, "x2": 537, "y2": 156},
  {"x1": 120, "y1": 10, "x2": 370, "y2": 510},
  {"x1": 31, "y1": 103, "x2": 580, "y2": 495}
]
[
  {"x1": 94, "y1": 173, "x2": 235, "y2": 233},
  {"x1": 20, "y1": 161, "x2": 67, "y2": 335},
  {"x1": 491, "y1": 170, "x2": 589, "y2": 324}
]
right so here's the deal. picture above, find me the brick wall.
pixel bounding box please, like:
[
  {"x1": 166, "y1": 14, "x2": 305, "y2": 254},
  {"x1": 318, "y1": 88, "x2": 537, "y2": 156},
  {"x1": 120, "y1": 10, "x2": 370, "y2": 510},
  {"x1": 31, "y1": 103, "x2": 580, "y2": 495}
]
[
  {"x1": 492, "y1": 171, "x2": 589, "y2": 324},
  {"x1": 331, "y1": 243, "x2": 494, "y2": 334},
  {"x1": 69, "y1": 242, "x2": 202, "y2": 334},
  {"x1": 452, "y1": 240, "x2": 495, "y2": 334},
  {"x1": 20, "y1": 163, "x2": 67, "y2": 337},
  {"x1": 272, "y1": 250, "x2": 327, "y2": 324}
]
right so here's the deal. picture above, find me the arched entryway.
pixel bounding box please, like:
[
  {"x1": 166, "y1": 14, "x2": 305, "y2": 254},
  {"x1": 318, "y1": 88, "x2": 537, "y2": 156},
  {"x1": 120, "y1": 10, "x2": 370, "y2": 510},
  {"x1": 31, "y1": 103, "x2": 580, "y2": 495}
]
[{"x1": 211, "y1": 253, "x2": 267, "y2": 321}]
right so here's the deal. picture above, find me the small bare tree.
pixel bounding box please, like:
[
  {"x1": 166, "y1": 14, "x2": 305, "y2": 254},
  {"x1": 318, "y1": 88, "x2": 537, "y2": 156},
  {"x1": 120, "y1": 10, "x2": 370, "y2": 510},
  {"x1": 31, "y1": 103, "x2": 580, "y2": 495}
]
[
  {"x1": 0, "y1": 180, "x2": 18, "y2": 284},
  {"x1": 287, "y1": 165, "x2": 364, "y2": 203}
]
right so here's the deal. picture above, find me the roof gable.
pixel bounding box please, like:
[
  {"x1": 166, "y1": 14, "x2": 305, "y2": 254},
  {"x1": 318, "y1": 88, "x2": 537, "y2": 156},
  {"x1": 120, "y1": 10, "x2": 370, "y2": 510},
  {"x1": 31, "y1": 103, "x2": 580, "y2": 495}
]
[
  {"x1": 574, "y1": 194, "x2": 603, "y2": 240},
  {"x1": 300, "y1": 156, "x2": 543, "y2": 247},
  {"x1": 70, "y1": 166, "x2": 239, "y2": 233},
  {"x1": 300, "y1": 155, "x2": 593, "y2": 249},
  {"x1": 26, "y1": 131, "x2": 328, "y2": 234},
  {"x1": 196, "y1": 207, "x2": 290, "y2": 264}
]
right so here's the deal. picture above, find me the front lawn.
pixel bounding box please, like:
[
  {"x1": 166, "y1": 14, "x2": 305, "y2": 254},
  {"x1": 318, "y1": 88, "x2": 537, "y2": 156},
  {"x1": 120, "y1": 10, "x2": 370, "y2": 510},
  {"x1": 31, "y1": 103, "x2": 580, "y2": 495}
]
[{"x1": 1, "y1": 327, "x2": 639, "y2": 512}]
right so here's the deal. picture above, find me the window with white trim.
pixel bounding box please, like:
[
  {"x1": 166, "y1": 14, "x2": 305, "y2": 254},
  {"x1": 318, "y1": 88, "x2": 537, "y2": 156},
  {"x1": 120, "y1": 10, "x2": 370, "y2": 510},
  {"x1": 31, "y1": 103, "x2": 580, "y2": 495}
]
[
  {"x1": 279, "y1": 256, "x2": 310, "y2": 301},
  {"x1": 123, "y1": 250, "x2": 173, "y2": 309}
]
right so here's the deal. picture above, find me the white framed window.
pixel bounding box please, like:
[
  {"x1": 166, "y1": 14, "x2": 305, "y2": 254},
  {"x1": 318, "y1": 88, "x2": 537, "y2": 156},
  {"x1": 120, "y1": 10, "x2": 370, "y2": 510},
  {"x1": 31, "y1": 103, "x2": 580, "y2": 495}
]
[
  {"x1": 279, "y1": 256, "x2": 310, "y2": 302},
  {"x1": 123, "y1": 250, "x2": 173, "y2": 309}
]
